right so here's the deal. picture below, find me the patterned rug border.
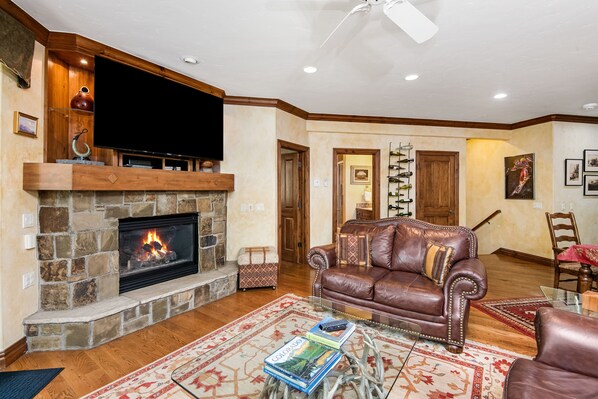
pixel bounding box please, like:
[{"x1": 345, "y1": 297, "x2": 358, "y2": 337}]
[
  {"x1": 83, "y1": 294, "x2": 528, "y2": 399},
  {"x1": 471, "y1": 296, "x2": 552, "y2": 339}
]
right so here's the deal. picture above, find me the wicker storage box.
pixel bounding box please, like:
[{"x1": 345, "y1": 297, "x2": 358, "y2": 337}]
[{"x1": 237, "y1": 246, "x2": 278, "y2": 290}]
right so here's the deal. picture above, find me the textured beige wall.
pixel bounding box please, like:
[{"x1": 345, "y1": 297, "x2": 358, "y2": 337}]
[
  {"x1": 221, "y1": 105, "x2": 278, "y2": 260},
  {"x1": 552, "y1": 122, "x2": 598, "y2": 246},
  {"x1": 276, "y1": 109, "x2": 307, "y2": 146},
  {"x1": 308, "y1": 124, "x2": 472, "y2": 246},
  {"x1": 467, "y1": 123, "x2": 554, "y2": 257},
  {"x1": 0, "y1": 42, "x2": 45, "y2": 350}
]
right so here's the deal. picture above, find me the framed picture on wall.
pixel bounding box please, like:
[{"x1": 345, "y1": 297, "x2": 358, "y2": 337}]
[
  {"x1": 564, "y1": 159, "x2": 583, "y2": 186},
  {"x1": 13, "y1": 111, "x2": 38, "y2": 138},
  {"x1": 505, "y1": 153, "x2": 534, "y2": 199},
  {"x1": 583, "y1": 149, "x2": 598, "y2": 173},
  {"x1": 584, "y1": 175, "x2": 598, "y2": 196},
  {"x1": 350, "y1": 165, "x2": 371, "y2": 185}
]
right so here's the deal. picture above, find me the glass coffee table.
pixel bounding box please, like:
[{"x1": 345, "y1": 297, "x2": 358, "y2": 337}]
[
  {"x1": 172, "y1": 296, "x2": 421, "y2": 398},
  {"x1": 540, "y1": 286, "x2": 598, "y2": 317}
]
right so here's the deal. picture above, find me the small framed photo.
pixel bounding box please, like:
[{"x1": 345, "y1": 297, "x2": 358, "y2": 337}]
[
  {"x1": 564, "y1": 159, "x2": 583, "y2": 186},
  {"x1": 13, "y1": 111, "x2": 38, "y2": 138},
  {"x1": 350, "y1": 165, "x2": 371, "y2": 185},
  {"x1": 583, "y1": 149, "x2": 598, "y2": 173},
  {"x1": 584, "y1": 175, "x2": 598, "y2": 196}
]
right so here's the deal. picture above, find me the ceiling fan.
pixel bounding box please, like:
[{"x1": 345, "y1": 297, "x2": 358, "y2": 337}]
[{"x1": 320, "y1": 0, "x2": 438, "y2": 47}]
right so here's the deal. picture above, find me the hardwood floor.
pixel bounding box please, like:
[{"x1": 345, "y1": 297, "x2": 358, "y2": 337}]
[{"x1": 7, "y1": 253, "x2": 558, "y2": 398}]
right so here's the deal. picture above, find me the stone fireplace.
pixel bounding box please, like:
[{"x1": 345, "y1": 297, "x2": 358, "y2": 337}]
[{"x1": 24, "y1": 190, "x2": 237, "y2": 351}]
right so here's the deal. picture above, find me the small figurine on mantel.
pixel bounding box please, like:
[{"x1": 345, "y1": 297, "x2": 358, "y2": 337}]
[
  {"x1": 72, "y1": 128, "x2": 91, "y2": 160},
  {"x1": 200, "y1": 160, "x2": 214, "y2": 172},
  {"x1": 56, "y1": 128, "x2": 104, "y2": 165}
]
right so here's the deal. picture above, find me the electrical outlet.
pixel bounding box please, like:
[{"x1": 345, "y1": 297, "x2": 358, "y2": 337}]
[
  {"x1": 24, "y1": 234, "x2": 36, "y2": 249},
  {"x1": 560, "y1": 202, "x2": 566, "y2": 211},
  {"x1": 22, "y1": 272, "x2": 34, "y2": 289},
  {"x1": 22, "y1": 213, "x2": 34, "y2": 228},
  {"x1": 247, "y1": 203, "x2": 254, "y2": 212},
  {"x1": 255, "y1": 203, "x2": 265, "y2": 212}
]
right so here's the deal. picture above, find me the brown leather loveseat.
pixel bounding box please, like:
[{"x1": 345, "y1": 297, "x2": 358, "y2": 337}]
[
  {"x1": 503, "y1": 306, "x2": 598, "y2": 398},
  {"x1": 307, "y1": 217, "x2": 487, "y2": 353}
]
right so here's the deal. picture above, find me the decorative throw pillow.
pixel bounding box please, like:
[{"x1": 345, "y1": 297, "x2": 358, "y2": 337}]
[
  {"x1": 336, "y1": 233, "x2": 371, "y2": 266},
  {"x1": 422, "y1": 241, "x2": 455, "y2": 286}
]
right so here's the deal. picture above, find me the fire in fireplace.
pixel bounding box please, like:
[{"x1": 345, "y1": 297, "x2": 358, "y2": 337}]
[{"x1": 118, "y1": 213, "x2": 198, "y2": 293}]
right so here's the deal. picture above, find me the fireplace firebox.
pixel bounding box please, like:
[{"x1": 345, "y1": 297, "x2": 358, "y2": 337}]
[{"x1": 118, "y1": 213, "x2": 198, "y2": 294}]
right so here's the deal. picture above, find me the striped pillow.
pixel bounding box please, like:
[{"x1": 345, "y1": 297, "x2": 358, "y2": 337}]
[
  {"x1": 422, "y1": 241, "x2": 455, "y2": 286},
  {"x1": 336, "y1": 233, "x2": 370, "y2": 266}
]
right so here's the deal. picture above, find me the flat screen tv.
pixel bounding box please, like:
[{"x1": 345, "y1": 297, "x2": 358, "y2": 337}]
[{"x1": 93, "y1": 56, "x2": 224, "y2": 161}]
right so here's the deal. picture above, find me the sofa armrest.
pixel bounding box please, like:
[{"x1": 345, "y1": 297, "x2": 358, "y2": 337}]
[
  {"x1": 307, "y1": 244, "x2": 336, "y2": 271},
  {"x1": 534, "y1": 306, "x2": 598, "y2": 378},
  {"x1": 443, "y1": 257, "x2": 488, "y2": 301},
  {"x1": 307, "y1": 244, "x2": 336, "y2": 297}
]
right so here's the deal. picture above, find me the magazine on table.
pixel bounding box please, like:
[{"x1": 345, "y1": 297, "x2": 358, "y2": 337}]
[
  {"x1": 305, "y1": 316, "x2": 356, "y2": 349},
  {"x1": 263, "y1": 335, "x2": 342, "y2": 393}
]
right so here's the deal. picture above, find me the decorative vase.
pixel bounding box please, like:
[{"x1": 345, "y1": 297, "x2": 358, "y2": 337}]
[{"x1": 70, "y1": 86, "x2": 94, "y2": 111}]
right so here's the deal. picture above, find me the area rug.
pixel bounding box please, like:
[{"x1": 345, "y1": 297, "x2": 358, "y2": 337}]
[
  {"x1": 0, "y1": 367, "x2": 63, "y2": 399},
  {"x1": 82, "y1": 294, "x2": 527, "y2": 399},
  {"x1": 471, "y1": 296, "x2": 552, "y2": 338}
]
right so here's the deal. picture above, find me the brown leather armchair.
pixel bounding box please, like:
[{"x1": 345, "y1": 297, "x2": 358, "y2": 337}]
[
  {"x1": 503, "y1": 306, "x2": 598, "y2": 399},
  {"x1": 307, "y1": 217, "x2": 488, "y2": 353}
]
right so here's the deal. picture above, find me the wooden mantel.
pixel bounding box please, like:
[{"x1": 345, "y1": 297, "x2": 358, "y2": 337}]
[{"x1": 23, "y1": 163, "x2": 234, "y2": 191}]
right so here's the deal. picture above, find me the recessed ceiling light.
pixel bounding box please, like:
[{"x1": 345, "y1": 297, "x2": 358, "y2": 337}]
[
  {"x1": 494, "y1": 93, "x2": 508, "y2": 99},
  {"x1": 404, "y1": 74, "x2": 419, "y2": 81},
  {"x1": 80, "y1": 59, "x2": 88, "y2": 65},
  {"x1": 582, "y1": 102, "x2": 598, "y2": 111},
  {"x1": 181, "y1": 56, "x2": 199, "y2": 65},
  {"x1": 303, "y1": 66, "x2": 318, "y2": 74}
]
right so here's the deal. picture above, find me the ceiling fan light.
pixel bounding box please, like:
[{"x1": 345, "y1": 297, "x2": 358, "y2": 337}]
[{"x1": 383, "y1": 0, "x2": 438, "y2": 44}]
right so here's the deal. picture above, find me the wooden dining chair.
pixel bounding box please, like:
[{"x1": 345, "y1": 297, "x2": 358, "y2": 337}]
[{"x1": 545, "y1": 211, "x2": 597, "y2": 290}]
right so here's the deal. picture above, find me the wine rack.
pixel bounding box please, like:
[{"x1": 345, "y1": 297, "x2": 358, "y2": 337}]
[{"x1": 387, "y1": 142, "x2": 414, "y2": 217}]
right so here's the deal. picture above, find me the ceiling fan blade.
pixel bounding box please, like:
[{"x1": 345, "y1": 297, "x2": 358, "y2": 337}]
[
  {"x1": 320, "y1": 2, "x2": 371, "y2": 48},
  {"x1": 383, "y1": 0, "x2": 438, "y2": 44}
]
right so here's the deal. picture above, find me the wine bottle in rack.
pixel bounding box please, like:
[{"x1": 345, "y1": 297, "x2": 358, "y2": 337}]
[
  {"x1": 388, "y1": 204, "x2": 404, "y2": 210},
  {"x1": 398, "y1": 211, "x2": 413, "y2": 217},
  {"x1": 388, "y1": 191, "x2": 405, "y2": 197},
  {"x1": 389, "y1": 150, "x2": 406, "y2": 156},
  {"x1": 396, "y1": 158, "x2": 415, "y2": 164},
  {"x1": 387, "y1": 176, "x2": 404, "y2": 183},
  {"x1": 399, "y1": 184, "x2": 412, "y2": 190},
  {"x1": 396, "y1": 171, "x2": 413, "y2": 177},
  {"x1": 388, "y1": 164, "x2": 406, "y2": 170},
  {"x1": 397, "y1": 198, "x2": 413, "y2": 203}
]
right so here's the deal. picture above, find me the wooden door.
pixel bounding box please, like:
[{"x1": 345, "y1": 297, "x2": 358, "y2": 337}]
[
  {"x1": 281, "y1": 152, "x2": 301, "y2": 262},
  {"x1": 416, "y1": 151, "x2": 459, "y2": 225}
]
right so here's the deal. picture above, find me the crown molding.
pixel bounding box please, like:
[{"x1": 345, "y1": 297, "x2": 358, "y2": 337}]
[
  {"x1": 224, "y1": 96, "x2": 309, "y2": 119},
  {"x1": 306, "y1": 113, "x2": 513, "y2": 130},
  {"x1": 511, "y1": 114, "x2": 598, "y2": 130}
]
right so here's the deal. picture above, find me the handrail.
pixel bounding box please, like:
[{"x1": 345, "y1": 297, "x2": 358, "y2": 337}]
[{"x1": 472, "y1": 210, "x2": 502, "y2": 231}]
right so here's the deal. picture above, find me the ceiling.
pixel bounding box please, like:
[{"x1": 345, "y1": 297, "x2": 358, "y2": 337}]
[{"x1": 12, "y1": 0, "x2": 598, "y2": 124}]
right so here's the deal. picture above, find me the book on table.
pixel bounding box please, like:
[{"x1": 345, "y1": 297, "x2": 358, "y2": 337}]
[
  {"x1": 263, "y1": 335, "x2": 342, "y2": 394},
  {"x1": 305, "y1": 316, "x2": 356, "y2": 349}
]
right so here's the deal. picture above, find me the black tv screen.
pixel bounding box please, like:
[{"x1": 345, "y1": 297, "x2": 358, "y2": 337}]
[{"x1": 93, "y1": 56, "x2": 224, "y2": 161}]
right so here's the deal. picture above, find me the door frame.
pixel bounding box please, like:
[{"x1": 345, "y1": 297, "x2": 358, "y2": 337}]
[
  {"x1": 277, "y1": 140, "x2": 310, "y2": 264},
  {"x1": 332, "y1": 148, "x2": 380, "y2": 240}
]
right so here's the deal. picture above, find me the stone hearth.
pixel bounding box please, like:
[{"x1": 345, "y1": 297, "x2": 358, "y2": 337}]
[{"x1": 23, "y1": 190, "x2": 237, "y2": 351}]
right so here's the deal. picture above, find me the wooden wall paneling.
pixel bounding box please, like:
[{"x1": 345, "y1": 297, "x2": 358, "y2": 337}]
[{"x1": 46, "y1": 54, "x2": 70, "y2": 163}]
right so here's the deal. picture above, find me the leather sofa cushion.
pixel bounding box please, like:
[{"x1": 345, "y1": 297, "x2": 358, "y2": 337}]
[
  {"x1": 374, "y1": 271, "x2": 444, "y2": 316},
  {"x1": 391, "y1": 223, "x2": 472, "y2": 272},
  {"x1": 504, "y1": 357, "x2": 598, "y2": 399},
  {"x1": 321, "y1": 265, "x2": 389, "y2": 300},
  {"x1": 340, "y1": 224, "x2": 395, "y2": 269}
]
